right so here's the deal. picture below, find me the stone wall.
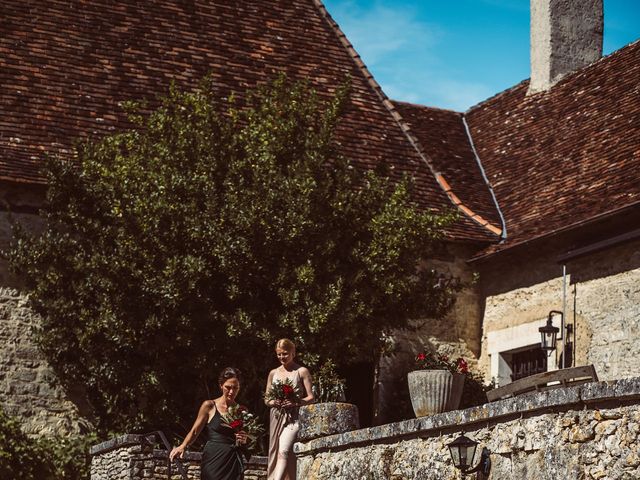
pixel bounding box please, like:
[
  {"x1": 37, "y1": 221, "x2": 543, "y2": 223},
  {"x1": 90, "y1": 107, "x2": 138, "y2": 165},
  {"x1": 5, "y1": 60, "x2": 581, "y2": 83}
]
[
  {"x1": 0, "y1": 183, "x2": 86, "y2": 436},
  {"x1": 90, "y1": 434, "x2": 267, "y2": 480},
  {"x1": 0, "y1": 286, "x2": 87, "y2": 436},
  {"x1": 296, "y1": 377, "x2": 640, "y2": 479},
  {"x1": 478, "y1": 238, "x2": 640, "y2": 385},
  {"x1": 0, "y1": 180, "x2": 97, "y2": 437}
]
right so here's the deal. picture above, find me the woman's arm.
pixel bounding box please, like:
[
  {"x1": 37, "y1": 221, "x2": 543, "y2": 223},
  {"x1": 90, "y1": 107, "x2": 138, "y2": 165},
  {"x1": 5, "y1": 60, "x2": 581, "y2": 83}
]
[
  {"x1": 169, "y1": 400, "x2": 213, "y2": 461},
  {"x1": 264, "y1": 369, "x2": 278, "y2": 407},
  {"x1": 298, "y1": 367, "x2": 315, "y2": 405}
]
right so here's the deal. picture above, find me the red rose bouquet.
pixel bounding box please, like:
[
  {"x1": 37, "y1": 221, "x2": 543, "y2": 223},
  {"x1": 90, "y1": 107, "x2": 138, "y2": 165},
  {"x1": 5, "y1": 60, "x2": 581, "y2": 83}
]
[
  {"x1": 265, "y1": 378, "x2": 301, "y2": 414},
  {"x1": 221, "y1": 404, "x2": 264, "y2": 452}
]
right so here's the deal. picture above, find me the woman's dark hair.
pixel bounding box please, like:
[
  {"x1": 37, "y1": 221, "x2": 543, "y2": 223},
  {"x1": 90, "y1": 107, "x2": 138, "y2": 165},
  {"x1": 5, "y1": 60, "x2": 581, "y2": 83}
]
[{"x1": 218, "y1": 367, "x2": 242, "y2": 385}]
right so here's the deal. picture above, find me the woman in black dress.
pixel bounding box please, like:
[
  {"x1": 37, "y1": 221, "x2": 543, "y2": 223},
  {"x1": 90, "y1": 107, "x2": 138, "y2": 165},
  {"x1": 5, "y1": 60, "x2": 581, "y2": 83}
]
[{"x1": 170, "y1": 367, "x2": 248, "y2": 480}]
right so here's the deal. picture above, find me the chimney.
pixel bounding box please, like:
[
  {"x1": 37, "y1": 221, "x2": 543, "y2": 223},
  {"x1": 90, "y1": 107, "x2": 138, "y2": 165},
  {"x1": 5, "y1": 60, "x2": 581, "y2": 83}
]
[{"x1": 528, "y1": 0, "x2": 603, "y2": 94}]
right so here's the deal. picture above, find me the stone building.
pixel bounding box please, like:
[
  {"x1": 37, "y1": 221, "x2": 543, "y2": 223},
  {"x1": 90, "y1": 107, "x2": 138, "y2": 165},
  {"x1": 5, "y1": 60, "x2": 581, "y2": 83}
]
[{"x1": 0, "y1": 0, "x2": 638, "y2": 435}]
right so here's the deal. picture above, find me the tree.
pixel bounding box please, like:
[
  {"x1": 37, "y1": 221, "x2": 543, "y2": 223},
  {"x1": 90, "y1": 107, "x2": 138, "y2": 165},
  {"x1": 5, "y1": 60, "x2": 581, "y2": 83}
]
[{"x1": 9, "y1": 75, "x2": 457, "y2": 434}]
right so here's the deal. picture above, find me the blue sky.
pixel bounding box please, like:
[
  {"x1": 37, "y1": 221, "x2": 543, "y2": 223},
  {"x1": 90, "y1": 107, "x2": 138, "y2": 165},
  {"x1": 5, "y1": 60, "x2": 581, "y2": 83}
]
[{"x1": 322, "y1": 0, "x2": 640, "y2": 111}]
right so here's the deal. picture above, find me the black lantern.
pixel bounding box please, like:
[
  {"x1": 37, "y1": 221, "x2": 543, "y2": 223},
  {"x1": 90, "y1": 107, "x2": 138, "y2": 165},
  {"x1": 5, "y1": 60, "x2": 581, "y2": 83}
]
[
  {"x1": 539, "y1": 311, "x2": 561, "y2": 352},
  {"x1": 448, "y1": 434, "x2": 491, "y2": 476}
]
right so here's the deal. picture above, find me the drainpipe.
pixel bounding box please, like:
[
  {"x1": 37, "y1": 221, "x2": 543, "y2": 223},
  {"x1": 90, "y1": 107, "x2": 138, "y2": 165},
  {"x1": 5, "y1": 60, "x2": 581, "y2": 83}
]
[
  {"x1": 462, "y1": 115, "x2": 507, "y2": 240},
  {"x1": 562, "y1": 264, "x2": 567, "y2": 369}
]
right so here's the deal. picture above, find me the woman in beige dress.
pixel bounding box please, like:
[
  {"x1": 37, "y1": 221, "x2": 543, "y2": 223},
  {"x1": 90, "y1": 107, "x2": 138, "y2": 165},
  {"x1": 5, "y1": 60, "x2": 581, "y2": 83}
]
[{"x1": 264, "y1": 339, "x2": 314, "y2": 480}]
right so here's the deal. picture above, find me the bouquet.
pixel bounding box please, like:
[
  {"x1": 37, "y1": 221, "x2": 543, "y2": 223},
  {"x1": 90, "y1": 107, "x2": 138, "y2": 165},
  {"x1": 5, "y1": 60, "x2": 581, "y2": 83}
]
[
  {"x1": 220, "y1": 404, "x2": 264, "y2": 453},
  {"x1": 265, "y1": 378, "x2": 301, "y2": 414}
]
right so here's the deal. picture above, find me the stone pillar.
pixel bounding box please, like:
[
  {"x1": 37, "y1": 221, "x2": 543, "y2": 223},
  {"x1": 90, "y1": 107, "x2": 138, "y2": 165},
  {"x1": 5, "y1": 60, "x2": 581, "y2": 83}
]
[{"x1": 529, "y1": 0, "x2": 603, "y2": 94}]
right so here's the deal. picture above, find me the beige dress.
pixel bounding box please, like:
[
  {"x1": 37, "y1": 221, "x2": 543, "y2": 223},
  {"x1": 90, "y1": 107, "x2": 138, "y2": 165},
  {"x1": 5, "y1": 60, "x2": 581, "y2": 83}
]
[{"x1": 267, "y1": 368, "x2": 306, "y2": 480}]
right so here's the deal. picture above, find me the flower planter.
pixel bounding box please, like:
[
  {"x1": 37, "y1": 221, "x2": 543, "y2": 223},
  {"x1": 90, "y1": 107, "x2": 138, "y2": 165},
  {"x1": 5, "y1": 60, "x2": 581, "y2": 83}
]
[
  {"x1": 407, "y1": 370, "x2": 465, "y2": 417},
  {"x1": 297, "y1": 402, "x2": 359, "y2": 442}
]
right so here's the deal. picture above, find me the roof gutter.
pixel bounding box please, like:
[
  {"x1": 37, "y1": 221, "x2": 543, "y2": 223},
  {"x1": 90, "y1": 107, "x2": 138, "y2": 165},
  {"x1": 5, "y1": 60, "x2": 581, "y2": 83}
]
[
  {"x1": 556, "y1": 227, "x2": 640, "y2": 263},
  {"x1": 468, "y1": 199, "x2": 640, "y2": 263}
]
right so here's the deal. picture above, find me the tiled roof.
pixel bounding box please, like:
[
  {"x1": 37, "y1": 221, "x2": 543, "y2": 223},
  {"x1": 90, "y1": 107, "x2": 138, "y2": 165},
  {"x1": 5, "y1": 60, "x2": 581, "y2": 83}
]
[
  {"x1": 392, "y1": 101, "x2": 503, "y2": 236},
  {"x1": 0, "y1": 0, "x2": 494, "y2": 241},
  {"x1": 466, "y1": 40, "x2": 640, "y2": 253}
]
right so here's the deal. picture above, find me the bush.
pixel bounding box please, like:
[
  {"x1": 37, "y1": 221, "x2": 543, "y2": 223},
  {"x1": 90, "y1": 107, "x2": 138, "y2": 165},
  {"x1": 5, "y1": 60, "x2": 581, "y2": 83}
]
[
  {"x1": 0, "y1": 406, "x2": 95, "y2": 480},
  {"x1": 312, "y1": 359, "x2": 346, "y2": 403}
]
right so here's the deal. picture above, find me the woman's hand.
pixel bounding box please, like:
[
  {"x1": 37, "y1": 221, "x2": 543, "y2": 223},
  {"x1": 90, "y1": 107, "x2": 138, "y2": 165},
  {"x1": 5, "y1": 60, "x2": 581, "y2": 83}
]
[
  {"x1": 280, "y1": 399, "x2": 297, "y2": 409},
  {"x1": 169, "y1": 445, "x2": 185, "y2": 462},
  {"x1": 235, "y1": 431, "x2": 249, "y2": 445}
]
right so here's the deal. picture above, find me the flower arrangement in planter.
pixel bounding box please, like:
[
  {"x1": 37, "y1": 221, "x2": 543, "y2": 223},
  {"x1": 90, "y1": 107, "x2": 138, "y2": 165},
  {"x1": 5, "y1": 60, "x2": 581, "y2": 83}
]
[
  {"x1": 415, "y1": 352, "x2": 469, "y2": 374},
  {"x1": 408, "y1": 351, "x2": 468, "y2": 417}
]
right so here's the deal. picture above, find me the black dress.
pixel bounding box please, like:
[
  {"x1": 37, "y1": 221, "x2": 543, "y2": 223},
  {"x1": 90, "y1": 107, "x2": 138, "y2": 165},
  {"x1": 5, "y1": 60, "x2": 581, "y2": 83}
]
[{"x1": 201, "y1": 409, "x2": 244, "y2": 480}]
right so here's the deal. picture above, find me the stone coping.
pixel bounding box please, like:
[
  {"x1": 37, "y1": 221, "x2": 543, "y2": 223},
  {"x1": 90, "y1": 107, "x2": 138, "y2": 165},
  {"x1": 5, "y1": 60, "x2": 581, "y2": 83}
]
[
  {"x1": 295, "y1": 376, "x2": 640, "y2": 455},
  {"x1": 90, "y1": 434, "x2": 150, "y2": 456},
  {"x1": 90, "y1": 433, "x2": 267, "y2": 466}
]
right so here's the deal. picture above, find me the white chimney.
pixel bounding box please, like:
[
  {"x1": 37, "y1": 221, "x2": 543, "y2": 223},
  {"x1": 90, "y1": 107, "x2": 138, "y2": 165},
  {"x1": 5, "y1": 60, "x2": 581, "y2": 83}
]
[{"x1": 528, "y1": 0, "x2": 603, "y2": 94}]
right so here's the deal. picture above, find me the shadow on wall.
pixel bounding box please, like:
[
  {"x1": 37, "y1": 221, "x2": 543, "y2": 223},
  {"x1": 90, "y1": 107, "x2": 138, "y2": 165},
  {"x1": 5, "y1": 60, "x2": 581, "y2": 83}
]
[
  {"x1": 568, "y1": 240, "x2": 640, "y2": 285},
  {"x1": 479, "y1": 231, "x2": 640, "y2": 298}
]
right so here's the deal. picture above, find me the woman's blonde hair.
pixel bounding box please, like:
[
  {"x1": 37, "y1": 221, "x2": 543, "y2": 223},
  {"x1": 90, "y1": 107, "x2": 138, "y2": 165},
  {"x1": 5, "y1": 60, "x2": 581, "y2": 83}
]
[{"x1": 275, "y1": 338, "x2": 296, "y2": 352}]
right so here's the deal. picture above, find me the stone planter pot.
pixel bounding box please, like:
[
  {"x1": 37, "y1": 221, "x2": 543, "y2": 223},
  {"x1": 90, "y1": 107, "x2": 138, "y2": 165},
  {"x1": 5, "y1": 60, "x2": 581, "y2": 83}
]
[
  {"x1": 407, "y1": 370, "x2": 465, "y2": 417},
  {"x1": 297, "y1": 402, "x2": 360, "y2": 442}
]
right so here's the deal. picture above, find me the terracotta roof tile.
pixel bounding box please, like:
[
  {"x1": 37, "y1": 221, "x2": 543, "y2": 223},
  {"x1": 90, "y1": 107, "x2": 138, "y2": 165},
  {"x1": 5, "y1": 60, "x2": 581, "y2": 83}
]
[
  {"x1": 391, "y1": 101, "x2": 503, "y2": 235},
  {"x1": 466, "y1": 40, "x2": 640, "y2": 253},
  {"x1": 0, "y1": 0, "x2": 492, "y2": 241}
]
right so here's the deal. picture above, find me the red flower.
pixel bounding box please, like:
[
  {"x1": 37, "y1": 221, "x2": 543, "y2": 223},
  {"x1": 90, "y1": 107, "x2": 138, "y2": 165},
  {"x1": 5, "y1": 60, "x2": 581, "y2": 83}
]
[
  {"x1": 282, "y1": 384, "x2": 294, "y2": 397},
  {"x1": 229, "y1": 419, "x2": 244, "y2": 431},
  {"x1": 416, "y1": 353, "x2": 426, "y2": 361},
  {"x1": 457, "y1": 358, "x2": 469, "y2": 374}
]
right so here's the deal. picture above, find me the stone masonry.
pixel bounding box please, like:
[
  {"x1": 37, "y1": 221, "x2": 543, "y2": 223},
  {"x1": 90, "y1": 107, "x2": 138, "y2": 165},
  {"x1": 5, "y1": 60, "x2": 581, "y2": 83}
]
[
  {"x1": 0, "y1": 286, "x2": 87, "y2": 436},
  {"x1": 295, "y1": 377, "x2": 640, "y2": 479},
  {"x1": 479, "y1": 239, "x2": 640, "y2": 384},
  {"x1": 0, "y1": 185, "x2": 87, "y2": 436},
  {"x1": 90, "y1": 434, "x2": 267, "y2": 480}
]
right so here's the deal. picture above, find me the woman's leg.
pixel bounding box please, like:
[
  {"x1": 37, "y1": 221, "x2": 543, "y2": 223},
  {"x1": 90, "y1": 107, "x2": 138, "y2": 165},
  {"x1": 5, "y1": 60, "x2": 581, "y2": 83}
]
[{"x1": 272, "y1": 420, "x2": 299, "y2": 480}]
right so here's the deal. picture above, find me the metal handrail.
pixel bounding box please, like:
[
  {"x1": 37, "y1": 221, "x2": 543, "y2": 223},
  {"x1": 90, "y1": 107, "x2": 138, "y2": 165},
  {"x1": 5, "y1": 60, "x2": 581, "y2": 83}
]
[{"x1": 142, "y1": 430, "x2": 189, "y2": 480}]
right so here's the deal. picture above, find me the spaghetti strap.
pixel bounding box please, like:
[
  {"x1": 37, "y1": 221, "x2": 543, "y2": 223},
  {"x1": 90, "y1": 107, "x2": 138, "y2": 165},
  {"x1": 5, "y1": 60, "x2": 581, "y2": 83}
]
[{"x1": 207, "y1": 400, "x2": 217, "y2": 424}]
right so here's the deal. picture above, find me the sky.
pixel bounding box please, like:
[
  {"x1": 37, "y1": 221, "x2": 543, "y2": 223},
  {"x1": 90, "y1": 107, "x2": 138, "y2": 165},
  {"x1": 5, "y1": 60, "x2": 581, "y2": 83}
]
[{"x1": 322, "y1": 0, "x2": 640, "y2": 111}]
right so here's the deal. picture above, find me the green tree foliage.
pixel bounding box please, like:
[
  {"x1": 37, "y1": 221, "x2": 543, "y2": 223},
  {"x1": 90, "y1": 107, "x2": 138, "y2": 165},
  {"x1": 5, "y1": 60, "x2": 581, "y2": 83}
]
[
  {"x1": 9, "y1": 75, "x2": 457, "y2": 434},
  {"x1": 0, "y1": 406, "x2": 95, "y2": 480}
]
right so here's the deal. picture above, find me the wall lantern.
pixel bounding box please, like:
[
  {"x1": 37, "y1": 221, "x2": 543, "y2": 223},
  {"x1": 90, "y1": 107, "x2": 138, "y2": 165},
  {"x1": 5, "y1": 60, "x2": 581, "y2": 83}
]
[
  {"x1": 448, "y1": 433, "x2": 491, "y2": 476},
  {"x1": 539, "y1": 310, "x2": 561, "y2": 352}
]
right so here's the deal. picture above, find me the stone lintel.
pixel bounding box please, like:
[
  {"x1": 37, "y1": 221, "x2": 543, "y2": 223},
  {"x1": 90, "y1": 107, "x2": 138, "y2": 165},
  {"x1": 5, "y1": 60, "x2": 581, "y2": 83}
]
[{"x1": 295, "y1": 376, "x2": 640, "y2": 455}]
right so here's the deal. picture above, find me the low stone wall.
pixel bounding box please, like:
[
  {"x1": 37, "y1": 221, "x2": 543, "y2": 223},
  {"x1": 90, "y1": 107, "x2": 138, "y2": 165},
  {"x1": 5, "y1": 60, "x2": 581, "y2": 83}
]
[
  {"x1": 295, "y1": 377, "x2": 640, "y2": 479},
  {"x1": 90, "y1": 434, "x2": 267, "y2": 480}
]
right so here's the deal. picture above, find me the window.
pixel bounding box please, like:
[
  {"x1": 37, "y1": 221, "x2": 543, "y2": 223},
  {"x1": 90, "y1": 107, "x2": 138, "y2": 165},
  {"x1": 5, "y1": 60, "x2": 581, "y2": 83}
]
[{"x1": 509, "y1": 346, "x2": 547, "y2": 381}]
